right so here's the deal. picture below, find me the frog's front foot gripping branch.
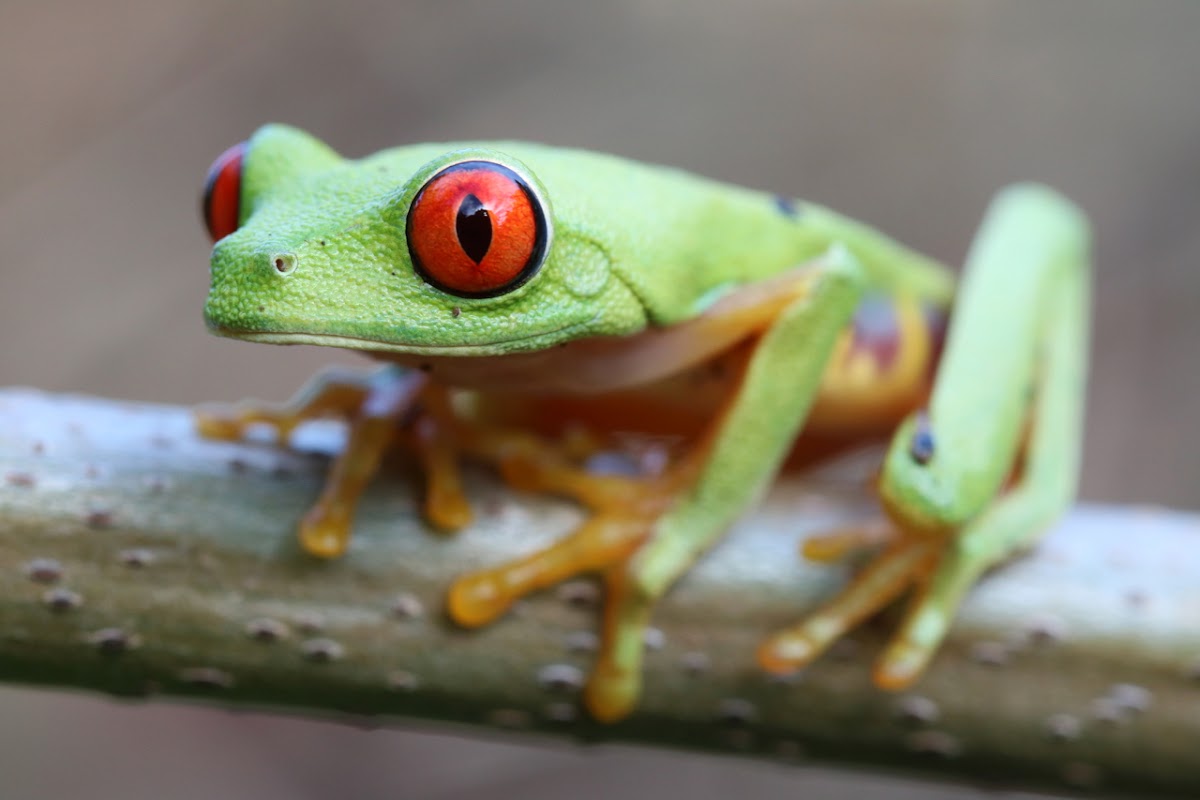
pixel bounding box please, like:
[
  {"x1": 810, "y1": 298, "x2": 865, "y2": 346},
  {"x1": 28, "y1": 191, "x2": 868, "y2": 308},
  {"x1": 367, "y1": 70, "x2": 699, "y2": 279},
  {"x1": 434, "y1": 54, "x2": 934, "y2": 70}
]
[{"x1": 196, "y1": 366, "x2": 467, "y2": 557}]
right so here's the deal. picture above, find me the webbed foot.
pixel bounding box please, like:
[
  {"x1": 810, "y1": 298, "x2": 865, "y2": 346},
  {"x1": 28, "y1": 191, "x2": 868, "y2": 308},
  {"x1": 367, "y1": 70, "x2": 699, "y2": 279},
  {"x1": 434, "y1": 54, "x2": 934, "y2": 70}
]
[
  {"x1": 196, "y1": 366, "x2": 451, "y2": 557},
  {"x1": 447, "y1": 434, "x2": 703, "y2": 720},
  {"x1": 758, "y1": 491, "x2": 1054, "y2": 689}
]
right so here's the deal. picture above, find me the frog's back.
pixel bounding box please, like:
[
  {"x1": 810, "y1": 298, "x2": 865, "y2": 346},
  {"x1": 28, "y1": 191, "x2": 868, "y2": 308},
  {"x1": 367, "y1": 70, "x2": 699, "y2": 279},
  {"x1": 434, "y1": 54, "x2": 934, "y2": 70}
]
[
  {"x1": 370, "y1": 140, "x2": 951, "y2": 437},
  {"x1": 368, "y1": 141, "x2": 844, "y2": 326}
]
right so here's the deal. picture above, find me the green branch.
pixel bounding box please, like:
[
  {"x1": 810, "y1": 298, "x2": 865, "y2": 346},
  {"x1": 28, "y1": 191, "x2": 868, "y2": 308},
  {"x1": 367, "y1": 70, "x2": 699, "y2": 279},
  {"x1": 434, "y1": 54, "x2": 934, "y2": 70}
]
[{"x1": 0, "y1": 388, "x2": 1198, "y2": 797}]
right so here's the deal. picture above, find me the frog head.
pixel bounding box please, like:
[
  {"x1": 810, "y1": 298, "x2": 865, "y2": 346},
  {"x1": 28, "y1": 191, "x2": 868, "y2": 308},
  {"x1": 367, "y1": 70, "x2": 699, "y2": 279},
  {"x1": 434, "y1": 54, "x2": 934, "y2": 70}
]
[{"x1": 202, "y1": 125, "x2": 646, "y2": 357}]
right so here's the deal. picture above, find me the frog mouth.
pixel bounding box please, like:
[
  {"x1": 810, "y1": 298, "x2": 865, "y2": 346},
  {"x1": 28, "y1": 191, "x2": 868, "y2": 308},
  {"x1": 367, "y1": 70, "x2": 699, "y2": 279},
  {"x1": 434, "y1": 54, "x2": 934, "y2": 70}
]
[{"x1": 210, "y1": 324, "x2": 588, "y2": 357}]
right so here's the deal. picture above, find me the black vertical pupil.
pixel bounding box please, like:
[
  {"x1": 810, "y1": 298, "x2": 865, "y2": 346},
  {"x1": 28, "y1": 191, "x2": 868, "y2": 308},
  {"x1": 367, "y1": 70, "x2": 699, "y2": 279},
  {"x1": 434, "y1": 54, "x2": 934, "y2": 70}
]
[{"x1": 456, "y1": 194, "x2": 492, "y2": 264}]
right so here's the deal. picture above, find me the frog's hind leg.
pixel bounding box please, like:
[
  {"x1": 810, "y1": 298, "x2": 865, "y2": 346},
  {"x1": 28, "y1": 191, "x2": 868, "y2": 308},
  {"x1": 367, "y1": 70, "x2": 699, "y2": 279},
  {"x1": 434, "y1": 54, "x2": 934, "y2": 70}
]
[
  {"x1": 197, "y1": 365, "x2": 435, "y2": 558},
  {"x1": 758, "y1": 185, "x2": 1090, "y2": 687}
]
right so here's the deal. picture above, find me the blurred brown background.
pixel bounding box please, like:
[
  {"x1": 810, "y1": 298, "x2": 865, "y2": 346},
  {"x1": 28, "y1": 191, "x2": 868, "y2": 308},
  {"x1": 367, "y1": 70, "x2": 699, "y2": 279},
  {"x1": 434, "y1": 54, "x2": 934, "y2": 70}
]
[{"x1": 1, "y1": 1, "x2": 1197, "y2": 798}]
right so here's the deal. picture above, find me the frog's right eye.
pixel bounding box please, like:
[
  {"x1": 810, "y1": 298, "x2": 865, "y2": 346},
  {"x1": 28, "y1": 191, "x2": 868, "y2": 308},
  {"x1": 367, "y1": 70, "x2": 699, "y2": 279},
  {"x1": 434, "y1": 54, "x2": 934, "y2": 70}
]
[
  {"x1": 202, "y1": 142, "x2": 246, "y2": 242},
  {"x1": 406, "y1": 160, "x2": 549, "y2": 298}
]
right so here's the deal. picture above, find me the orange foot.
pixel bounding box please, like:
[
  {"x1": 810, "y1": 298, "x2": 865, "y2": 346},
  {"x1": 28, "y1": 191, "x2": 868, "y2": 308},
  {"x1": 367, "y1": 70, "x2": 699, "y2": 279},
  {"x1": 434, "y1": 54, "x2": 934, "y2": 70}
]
[
  {"x1": 758, "y1": 521, "x2": 960, "y2": 689},
  {"x1": 446, "y1": 427, "x2": 704, "y2": 721},
  {"x1": 196, "y1": 365, "x2": 456, "y2": 558}
]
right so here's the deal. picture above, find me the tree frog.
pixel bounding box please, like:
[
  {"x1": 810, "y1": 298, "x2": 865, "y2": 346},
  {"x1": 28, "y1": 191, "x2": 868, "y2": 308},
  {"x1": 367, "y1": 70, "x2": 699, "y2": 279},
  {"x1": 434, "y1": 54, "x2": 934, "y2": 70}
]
[{"x1": 198, "y1": 124, "x2": 1090, "y2": 722}]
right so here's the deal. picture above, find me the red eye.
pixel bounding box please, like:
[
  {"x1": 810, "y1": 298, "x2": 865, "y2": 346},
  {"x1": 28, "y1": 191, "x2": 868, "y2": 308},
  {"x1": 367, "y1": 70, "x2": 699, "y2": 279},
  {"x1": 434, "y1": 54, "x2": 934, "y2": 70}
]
[
  {"x1": 406, "y1": 161, "x2": 548, "y2": 298},
  {"x1": 202, "y1": 142, "x2": 246, "y2": 242}
]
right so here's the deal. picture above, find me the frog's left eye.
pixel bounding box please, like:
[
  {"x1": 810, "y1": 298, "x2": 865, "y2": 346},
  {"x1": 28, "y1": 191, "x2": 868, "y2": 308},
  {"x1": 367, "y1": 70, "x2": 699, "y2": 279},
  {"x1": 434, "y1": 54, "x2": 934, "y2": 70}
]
[
  {"x1": 406, "y1": 161, "x2": 548, "y2": 298},
  {"x1": 202, "y1": 142, "x2": 246, "y2": 242}
]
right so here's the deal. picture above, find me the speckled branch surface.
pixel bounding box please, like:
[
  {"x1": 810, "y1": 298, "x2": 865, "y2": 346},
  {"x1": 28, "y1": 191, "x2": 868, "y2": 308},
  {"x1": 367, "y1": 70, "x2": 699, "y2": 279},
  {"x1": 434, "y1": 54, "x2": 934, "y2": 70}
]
[{"x1": 0, "y1": 388, "x2": 1197, "y2": 797}]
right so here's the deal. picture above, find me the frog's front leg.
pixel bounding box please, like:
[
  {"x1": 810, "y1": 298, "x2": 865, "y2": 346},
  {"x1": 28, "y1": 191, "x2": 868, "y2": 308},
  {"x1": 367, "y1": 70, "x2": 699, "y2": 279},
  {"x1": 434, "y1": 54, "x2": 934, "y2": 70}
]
[
  {"x1": 449, "y1": 248, "x2": 867, "y2": 721},
  {"x1": 759, "y1": 185, "x2": 1090, "y2": 686},
  {"x1": 196, "y1": 365, "x2": 469, "y2": 557}
]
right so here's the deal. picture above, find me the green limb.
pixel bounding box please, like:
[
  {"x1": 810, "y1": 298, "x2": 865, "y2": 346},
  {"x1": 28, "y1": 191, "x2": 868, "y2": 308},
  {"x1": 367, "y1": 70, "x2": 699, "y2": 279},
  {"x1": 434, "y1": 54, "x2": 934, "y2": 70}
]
[
  {"x1": 879, "y1": 184, "x2": 1090, "y2": 533},
  {"x1": 759, "y1": 185, "x2": 1090, "y2": 685},
  {"x1": 874, "y1": 185, "x2": 1091, "y2": 686},
  {"x1": 583, "y1": 248, "x2": 866, "y2": 720}
]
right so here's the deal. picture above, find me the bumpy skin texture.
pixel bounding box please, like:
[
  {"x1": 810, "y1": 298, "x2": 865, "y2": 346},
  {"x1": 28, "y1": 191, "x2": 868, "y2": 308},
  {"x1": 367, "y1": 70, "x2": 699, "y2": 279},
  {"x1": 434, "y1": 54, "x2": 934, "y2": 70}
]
[{"x1": 202, "y1": 124, "x2": 1090, "y2": 722}]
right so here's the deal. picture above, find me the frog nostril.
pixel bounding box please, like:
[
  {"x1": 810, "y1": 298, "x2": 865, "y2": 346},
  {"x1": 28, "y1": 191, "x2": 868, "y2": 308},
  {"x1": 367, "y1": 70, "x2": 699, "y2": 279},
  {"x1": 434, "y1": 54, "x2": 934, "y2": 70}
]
[{"x1": 271, "y1": 253, "x2": 297, "y2": 275}]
